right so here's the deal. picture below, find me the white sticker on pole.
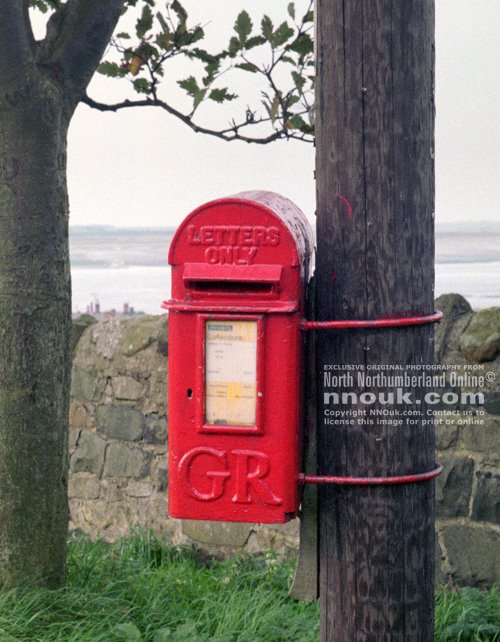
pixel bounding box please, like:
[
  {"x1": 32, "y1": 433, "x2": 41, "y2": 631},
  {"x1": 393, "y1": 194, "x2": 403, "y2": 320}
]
[{"x1": 205, "y1": 320, "x2": 257, "y2": 426}]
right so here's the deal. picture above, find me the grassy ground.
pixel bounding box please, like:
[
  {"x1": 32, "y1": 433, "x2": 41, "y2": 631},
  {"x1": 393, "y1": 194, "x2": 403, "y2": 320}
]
[{"x1": 0, "y1": 531, "x2": 497, "y2": 642}]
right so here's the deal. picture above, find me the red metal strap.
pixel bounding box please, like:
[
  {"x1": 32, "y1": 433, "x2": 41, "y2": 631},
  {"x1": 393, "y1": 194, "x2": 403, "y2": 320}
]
[
  {"x1": 298, "y1": 464, "x2": 443, "y2": 486},
  {"x1": 301, "y1": 310, "x2": 443, "y2": 331}
]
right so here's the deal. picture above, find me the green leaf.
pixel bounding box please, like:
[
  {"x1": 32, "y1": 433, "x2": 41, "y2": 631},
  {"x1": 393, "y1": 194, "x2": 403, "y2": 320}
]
[
  {"x1": 288, "y1": 3, "x2": 295, "y2": 19},
  {"x1": 236, "y1": 62, "x2": 258, "y2": 73},
  {"x1": 270, "y1": 93, "x2": 280, "y2": 123},
  {"x1": 291, "y1": 70, "x2": 306, "y2": 92},
  {"x1": 156, "y1": 12, "x2": 169, "y2": 32},
  {"x1": 193, "y1": 90, "x2": 206, "y2": 110},
  {"x1": 203, "y1": 59, "x2": 220, "y2": 79},
  {"x1": 116, "y1": 32, "x2": 131, "y2": 39},
  {"x1": 209, "y1": 88, "x2": 237, "y2": 103},
  {"x1": 234, "y1": 10, "x2": 252, "y2": 44},
  {"x1": 153, "y1": 629, "x2": 172, "y2": 642},
  {"x1": 304, "y1": 10, "x2": 314, "y2": 22},
  {"x1": 97, "y1": 61, "x2": 128, "y2": 78},
  {"x1": 273, "y1": 22, "x2": 294, "y2": 47},
  {"x1": 136, "y1": 5, "x2": 153, "y2": 39},
  {"x1": 287, "y1": 114, "x2": 314, "y2": 134},
  {"x1": 178, "y1": 76, "x2": 200, "y2": 96},
  {"x1": 285, "y1": 95, "x2": 300, "y2": 108},
  {"x1": 156, "y1": 32, "x2": 172, "y2": 49},
  {"x1": 261, "y1": 15, "x2": 273, "y2": 41},
  {"x1": 31, "y1": 0, "x2": 48, "y2": 13},
  {"x1": 30, "y1": 0, "x2": 58, "y2": 13},
  {"x1": 245, "y1": 35, "x2": 266, "y2": 49},
  {"x1": 112, "y1": 622, "x2": 143, "y2": 641},
  {"x1": 178, "y1": 76, "x2": 205, "y2": 109},
  {"x1": 171, "y1": 622, "x2": 200, "y2": 641},
  {"x1": 228, "y1": 36, "x2": 241, "y2": 57},
  {"x1": 133, "y1": 78, "x2": 151, "y2": 94},
  {"x1": 171, "y1": 0, "x2": 188, "y2": 30},
  {"x1": 189, "y1": 48, "x2": 218, "y2": 64},
  {"x1": 288, "y1": 114, "x2": 307, "y2": 130},
  {"x1": 201, "y1": 59, "x2": 220, "y2": 86},
  {"x1": 140, "y1": 42, "x2": 158, "y2": 60},
  {"x1": 288, "y1": 33, "x2": 314, "y2": 58},
  {"x1": 186, "y1": 26, "x2": 204, "y2": 45}
]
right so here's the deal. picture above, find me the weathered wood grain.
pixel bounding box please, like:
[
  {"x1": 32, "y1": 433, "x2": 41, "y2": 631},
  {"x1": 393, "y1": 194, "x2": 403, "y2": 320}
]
[{"x1": 315, "y1": 1, "x2": 436, "y2": 640}]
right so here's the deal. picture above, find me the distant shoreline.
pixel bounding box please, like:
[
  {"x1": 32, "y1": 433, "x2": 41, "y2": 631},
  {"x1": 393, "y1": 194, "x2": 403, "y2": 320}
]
[{"x1": 69, "y1": 226, "x2": 500, "y2": 314}]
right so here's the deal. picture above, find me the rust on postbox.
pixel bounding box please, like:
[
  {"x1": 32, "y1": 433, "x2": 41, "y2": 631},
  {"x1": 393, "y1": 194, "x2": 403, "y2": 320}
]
[{"x1": 163, "y1": 191, "x2": 314, "y2": 523}]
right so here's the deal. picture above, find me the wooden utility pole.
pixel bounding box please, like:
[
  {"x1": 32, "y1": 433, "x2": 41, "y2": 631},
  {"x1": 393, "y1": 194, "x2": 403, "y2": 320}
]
[{"x1": 315, "y1": 2, "x2": 436, "y2": 641}]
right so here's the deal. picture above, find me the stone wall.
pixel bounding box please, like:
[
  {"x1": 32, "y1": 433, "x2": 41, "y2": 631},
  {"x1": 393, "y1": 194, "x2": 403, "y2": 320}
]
[
  {"x1": 69, "y1": 315, "x2": 170, "y2": 540},
  {"x1": 68, "y1": 294, "x2": 500, "y2": 585},
  {"x1": 433, "y1": 295, "x2": 500, "y2": 586}
]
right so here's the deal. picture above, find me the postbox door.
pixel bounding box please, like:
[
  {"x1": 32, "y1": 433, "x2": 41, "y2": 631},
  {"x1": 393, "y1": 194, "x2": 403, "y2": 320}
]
[
  {"x1": 167, "y1": 309, "x2": 301, "y2": 524},
  {"x1": 196, "y1": 314, "x2": 265, "y2": 436}
]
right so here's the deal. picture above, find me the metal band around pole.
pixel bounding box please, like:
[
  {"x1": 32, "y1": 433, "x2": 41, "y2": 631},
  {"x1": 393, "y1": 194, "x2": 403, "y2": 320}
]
[
  {"x1": 301, "y1": 310, "x2": 443, "y2": 331},
  {"x1": 298, "y1": 464, "x2": 443, "y2": 486},
  {"x1": 300, "y1": 311, "x2": 443, "y2": 486}
]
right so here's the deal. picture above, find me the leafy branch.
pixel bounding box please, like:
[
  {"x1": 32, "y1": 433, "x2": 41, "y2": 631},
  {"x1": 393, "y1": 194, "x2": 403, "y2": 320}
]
[
  {"x1": 94, "y1": 0, "x2": 315, "y2": 143},
  {"x1": 30, "y1": 0, "x2": 61, "y2": 13}
]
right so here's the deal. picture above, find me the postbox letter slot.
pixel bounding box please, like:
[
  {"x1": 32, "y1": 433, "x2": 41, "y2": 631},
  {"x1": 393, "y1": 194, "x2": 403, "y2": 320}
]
[
  {"x1": 184, "y1": 264, "x2": 282, "y2": 296},
  {"x1": 188, "y1": 280, "x2": 273, "y2": 294}
]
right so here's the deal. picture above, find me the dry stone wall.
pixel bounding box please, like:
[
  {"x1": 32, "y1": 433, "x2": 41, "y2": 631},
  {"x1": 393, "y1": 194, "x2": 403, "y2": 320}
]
[
  {"x1": 69, "y1": 315, "x2": 171, "y2": 541},
  {"x1": 433, "y1": 295, "x2": 500, "y2": 587},
  {"x1": 68, "y1": 294, "x2": 500, "y2": 586}
]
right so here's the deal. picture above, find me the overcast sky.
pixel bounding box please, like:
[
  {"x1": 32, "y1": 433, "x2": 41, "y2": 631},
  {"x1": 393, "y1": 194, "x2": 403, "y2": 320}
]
[{"x1": 34, "y1": 1, "x2": 500, "y2": 229}]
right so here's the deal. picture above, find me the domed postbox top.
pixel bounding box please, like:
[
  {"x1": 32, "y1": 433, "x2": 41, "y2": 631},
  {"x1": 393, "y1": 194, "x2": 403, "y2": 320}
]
[{"x1": 167, "y1": 191, "x2": 314, "y2": 313}]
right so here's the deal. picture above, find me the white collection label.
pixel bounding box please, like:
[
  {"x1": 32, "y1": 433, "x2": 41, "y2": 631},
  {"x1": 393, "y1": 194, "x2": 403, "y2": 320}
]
[{"x1": 205, "y1": 320, "x2": 257, "y2": 426}]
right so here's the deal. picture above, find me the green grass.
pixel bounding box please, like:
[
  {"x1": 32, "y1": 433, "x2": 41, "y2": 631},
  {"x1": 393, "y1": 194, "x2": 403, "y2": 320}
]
[
  {"x1": 0, "y1": 531, "x2": 497, "y2": 641},
  {"x1": 436, "y1": 585, "x2": 500, "y2": 642}
]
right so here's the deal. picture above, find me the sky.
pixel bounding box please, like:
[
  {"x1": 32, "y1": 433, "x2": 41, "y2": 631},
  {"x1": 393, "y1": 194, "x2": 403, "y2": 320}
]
[{"x1": 32, "y1": 1, "x2": 499, "y2": 230}]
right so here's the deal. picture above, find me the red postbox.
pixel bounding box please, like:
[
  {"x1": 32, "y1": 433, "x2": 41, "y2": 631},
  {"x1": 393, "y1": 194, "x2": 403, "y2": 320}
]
[{"x1": 163, "y1": 191, "x2": 314, "y2": 523}]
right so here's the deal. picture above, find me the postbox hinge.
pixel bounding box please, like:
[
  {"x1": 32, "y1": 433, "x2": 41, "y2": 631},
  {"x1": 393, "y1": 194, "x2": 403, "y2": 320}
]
[
  {"x1": 298, "y1": 464, "x2": 443, "y2": 486},
  {"x1": 300, "y1": 310, "x2": 443, "y2": 331}
]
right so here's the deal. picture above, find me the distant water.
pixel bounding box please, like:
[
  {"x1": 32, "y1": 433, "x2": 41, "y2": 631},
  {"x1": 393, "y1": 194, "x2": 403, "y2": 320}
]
[
  {"x1": 70, "y1": 227, "x2": 173, "y2": 315},
  {"x1": 434, "y1": 223, "x2": 500, "y2": 310},
  {"x1": 70, "y1": 223, "x2": 500, "y2": 315}
]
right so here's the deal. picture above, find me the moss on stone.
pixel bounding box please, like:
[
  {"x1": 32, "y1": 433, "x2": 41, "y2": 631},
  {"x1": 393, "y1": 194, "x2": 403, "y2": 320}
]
[
  {"x1": 459, "y1": 307, "x2": 500, "y2": 362},
  {"x1": 120, "y1": 316, "x2": 159, "y2": 357}
]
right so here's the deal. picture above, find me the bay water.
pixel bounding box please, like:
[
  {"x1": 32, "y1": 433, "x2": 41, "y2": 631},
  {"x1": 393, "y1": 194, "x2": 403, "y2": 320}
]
[{"x1": 70, "y1": 224, "x2": 500, "y2": 315}]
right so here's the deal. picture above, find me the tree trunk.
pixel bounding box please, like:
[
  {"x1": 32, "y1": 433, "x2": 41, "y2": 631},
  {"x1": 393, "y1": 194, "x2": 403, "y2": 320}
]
[
  {"x1": 316, "y1": 1, "x2": 436, "y2": 640},
  {"x1": 0, "y1": 0, "x2": 124, "y2": 590},
  {"x1": 0, "y1": 76, "x2": 71, "y2": 588}
]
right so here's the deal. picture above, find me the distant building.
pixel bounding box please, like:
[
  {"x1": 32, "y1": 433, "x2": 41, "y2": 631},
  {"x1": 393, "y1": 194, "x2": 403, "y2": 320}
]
[{"x1": 73, "y1": 299, "x2": 145, "y2": 320}]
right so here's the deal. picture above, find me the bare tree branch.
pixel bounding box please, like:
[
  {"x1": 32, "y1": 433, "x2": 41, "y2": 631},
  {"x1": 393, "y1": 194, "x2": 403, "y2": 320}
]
[
  {"x1": 0, "y1": 0, "x2": 34, "y2": 82},
  {"x1": 82, "y1": 94, "x2": 312, "y2": 144},
  {"x1": 41, "y1": 0, "x2": 125, "y2": 97}
]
